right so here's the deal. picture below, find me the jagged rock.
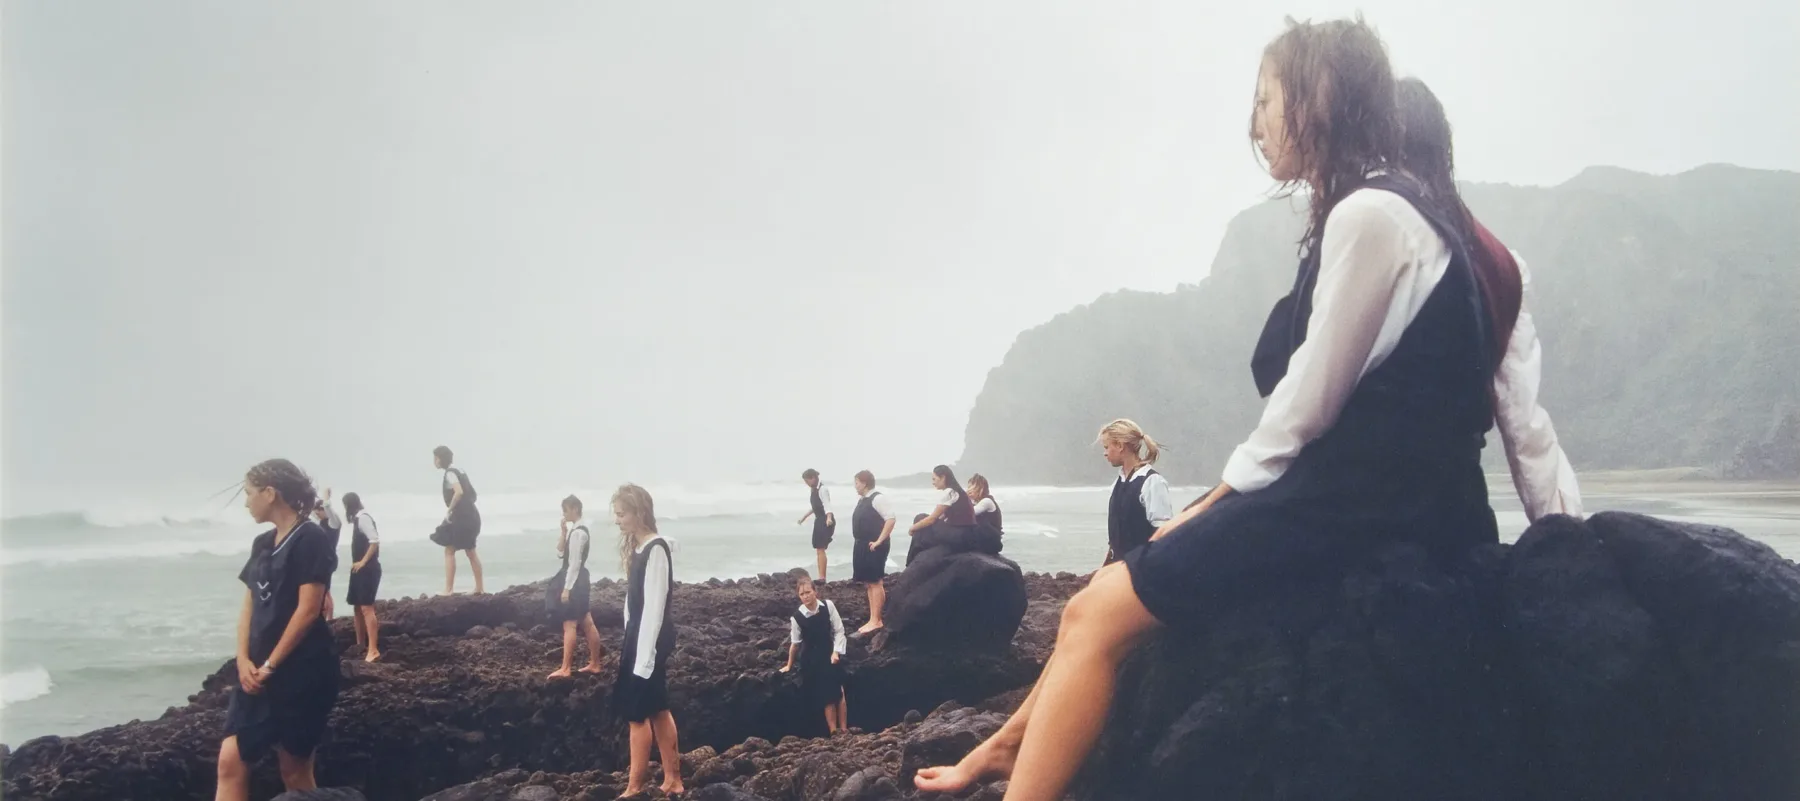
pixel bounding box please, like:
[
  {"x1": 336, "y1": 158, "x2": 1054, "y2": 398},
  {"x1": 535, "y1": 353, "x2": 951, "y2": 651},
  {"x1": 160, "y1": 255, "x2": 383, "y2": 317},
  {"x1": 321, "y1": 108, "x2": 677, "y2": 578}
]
[
  {"x1": 881, "y1": 550, "x2": 1029, "y2": 652},
  {"x1": 688, "y1": 784, "x2": 772, "y2": 801},
  {"x1": 0, "y1": 572, "x2": 1081, "y2": 801},
  {"x1": 272, "y1": 790, "x2": 369, "y2": 801},
  {"x1": 1080, "y1": 512, "x2": 1800, "y2": 801},
  {"x1": 897, "y1": 707, "x2": 1007, "y2": 780}
]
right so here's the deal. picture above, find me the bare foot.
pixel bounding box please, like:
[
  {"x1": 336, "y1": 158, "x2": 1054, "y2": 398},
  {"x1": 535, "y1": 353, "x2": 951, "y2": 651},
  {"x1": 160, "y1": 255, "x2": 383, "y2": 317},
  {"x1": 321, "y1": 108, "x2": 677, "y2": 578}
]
[
  {"x1": 854, "y1": 622, "x2": 883, "y2": 635},
  {"x1": 660, "y1": 780, "x2": 685, "y2": 796},
  {"x1": 621, "y1": 784, "x2": 645, "y2": 798},
  {"x1": 578, "y1": 663, "x2": 603, "y2": 674},
  {"x1": 547, "y1": 667, "x2": 572, "y2": 679},
  {"x1": 365, "y1": 650, "x2": 384, "y2": 663},
  {"x1": 914, "y1": 736, "x2": 1018, "y2": 792}
]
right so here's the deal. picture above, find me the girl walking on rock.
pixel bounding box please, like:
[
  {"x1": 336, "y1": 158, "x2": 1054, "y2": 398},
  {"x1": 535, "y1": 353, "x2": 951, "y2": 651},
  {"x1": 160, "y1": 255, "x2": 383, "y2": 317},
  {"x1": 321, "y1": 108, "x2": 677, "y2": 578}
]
[{"x1": 611, "y1": 484, "x2": 684, "y2": 797}]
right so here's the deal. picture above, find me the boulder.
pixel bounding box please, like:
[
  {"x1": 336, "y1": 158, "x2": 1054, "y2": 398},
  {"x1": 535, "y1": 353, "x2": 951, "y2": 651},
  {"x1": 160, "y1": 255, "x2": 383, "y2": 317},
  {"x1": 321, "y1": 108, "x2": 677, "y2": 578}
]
[{"x1": 880, "y1": 549, "x2": 1029, "y2": 652}]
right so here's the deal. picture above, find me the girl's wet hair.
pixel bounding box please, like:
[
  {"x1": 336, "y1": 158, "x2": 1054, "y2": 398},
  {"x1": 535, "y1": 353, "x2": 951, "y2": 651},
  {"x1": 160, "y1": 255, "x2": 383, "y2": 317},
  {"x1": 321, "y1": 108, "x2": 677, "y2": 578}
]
[
  {"x1": 611, "y1": 484, "x2": 658, "y2": 570},
  {"x1": 1396, "y1": 76, "x2": 1523, "y2": 369},
  {"x1": 245, "y1": 459, "x2": 318, "y2": 515},
  {"x1": 967, "y1": 474, "x2": 991, "y2": 499},
  {"x1": 933, "y1": 465, "x2": 970, "y2": 505},
  {"x1": 1253, "y1": 15, "x2": 1401, "y2": 255},
  {"x1": 342, "y1": 492, "x2": 365, "y2": 517}
]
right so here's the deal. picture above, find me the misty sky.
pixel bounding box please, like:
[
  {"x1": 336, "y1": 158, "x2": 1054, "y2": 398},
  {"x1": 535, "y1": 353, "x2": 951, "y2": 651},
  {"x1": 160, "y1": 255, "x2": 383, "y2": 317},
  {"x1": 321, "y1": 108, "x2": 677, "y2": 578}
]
[{"x1": 5, "y1": 1, "x2": 1798, "y2": 505}]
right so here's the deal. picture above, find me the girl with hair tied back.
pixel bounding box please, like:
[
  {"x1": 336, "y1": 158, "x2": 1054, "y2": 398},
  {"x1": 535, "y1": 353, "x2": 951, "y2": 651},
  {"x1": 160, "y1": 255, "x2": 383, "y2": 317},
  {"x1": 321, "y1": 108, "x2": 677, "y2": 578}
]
[
  {"x1": 217, "y1": 459, "x2": 340, "y2": 801},
  {"x1": 1097, "y1": 419, "x2": 1173, "y2": 566},
  {"x1": 917, "y1": 17, "x2": 1555, "y2": 799}
]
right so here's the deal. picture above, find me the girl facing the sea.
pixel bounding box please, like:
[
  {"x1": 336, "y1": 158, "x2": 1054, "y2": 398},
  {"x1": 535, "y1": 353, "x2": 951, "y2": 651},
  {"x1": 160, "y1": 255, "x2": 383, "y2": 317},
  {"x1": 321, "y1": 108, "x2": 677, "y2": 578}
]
[
  {"x1": 430, "y1": 445, "x2": 485, "y2": 595},
  {"x1": 611, "y1": 484, "x2": 684, "y2": 797},
  {"x1": 903, "y1": 465, "x2": 978, "y2": 566},
  {"x1": 967, "y1": 474, "x2": 1004, "y2": 554},
  {"x1": 780, "y1": 574, "x2": 850, "y2": 733},
  {"x1": 217, "y1": 459, "x2": 340, "y2": 801},
  {"x1": 1098, "y1": 419, "x2": 1173, "y2": 566},
  {"x1": 341, "y1": 492, "x2": 383, "y2": 663},
  {"x1": 546, "y1": 494, "x2": 603, "y2": 679},
  {"x1": 916, "y1": 18, "x2": 1559, "y2": 800}
]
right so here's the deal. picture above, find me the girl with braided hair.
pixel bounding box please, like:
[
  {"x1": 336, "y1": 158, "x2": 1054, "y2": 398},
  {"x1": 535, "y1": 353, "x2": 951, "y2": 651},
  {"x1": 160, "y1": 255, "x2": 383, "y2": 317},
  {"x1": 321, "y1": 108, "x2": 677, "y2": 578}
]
[{"x1": 217, "y1": 459, "x2": 340, "y2": 801}]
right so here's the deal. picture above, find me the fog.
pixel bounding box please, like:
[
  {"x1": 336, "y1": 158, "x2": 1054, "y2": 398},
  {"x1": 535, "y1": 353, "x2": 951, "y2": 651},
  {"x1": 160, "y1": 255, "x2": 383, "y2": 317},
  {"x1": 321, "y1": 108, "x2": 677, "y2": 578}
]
[{"x1": 5, "y1": 1, "x2": 1796, "y2": 506}]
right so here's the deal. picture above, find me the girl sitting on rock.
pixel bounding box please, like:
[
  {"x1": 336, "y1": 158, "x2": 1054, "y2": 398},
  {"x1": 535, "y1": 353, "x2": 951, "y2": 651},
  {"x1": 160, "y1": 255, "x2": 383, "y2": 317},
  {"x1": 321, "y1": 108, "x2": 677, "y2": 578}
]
[
  {"x1": 611, "y1": 483, "x2": 684, "y2": 797},
  {"x1": 780, "y1": 574, "x2": 850, "y2": 733},
  {"x1": 904, "y1": 464, "x2": 978, "y2": 566},
  {"x1": 546, "y1": 494, "x2": 603, "y2": 679},
  {"x1": 217, "y1": 459, "x2": 340, "y2": 801},
  {"x1": 967, "y1": 473, "x2": 1004, "y2": 555},
  {"x1": 916, "y1": 17, "x2": 1576, "y2": 800}
]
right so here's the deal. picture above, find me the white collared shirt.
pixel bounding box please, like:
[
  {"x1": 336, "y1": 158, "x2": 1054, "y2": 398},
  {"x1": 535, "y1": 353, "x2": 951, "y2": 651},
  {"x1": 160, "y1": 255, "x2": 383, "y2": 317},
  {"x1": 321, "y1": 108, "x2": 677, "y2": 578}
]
[{"x1": 789, "y1": 599, "x2": 848, "y2": 655}]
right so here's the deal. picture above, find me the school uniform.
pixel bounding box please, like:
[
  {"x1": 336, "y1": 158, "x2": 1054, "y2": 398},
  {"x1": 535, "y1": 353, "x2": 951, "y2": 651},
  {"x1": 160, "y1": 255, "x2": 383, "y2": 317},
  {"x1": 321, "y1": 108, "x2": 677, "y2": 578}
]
[
  {"x1": 346, "y1": 510, "x2": 383, "y2": 606},
  {"x1": 789, "y1": 599, "x2": 848, "y2": 710},
  {"x1": 970, "y1": 496, "x2": 1005, "y2": 554},
  {"x1": 429, "y1": 467, "x2": 482, "y2": 551},
  {"x1": 808, "y1": 484, "x2": 836, "y2": 550},
  {"x1": 1105, "y1": 465, "x2": 1173, "y2": 565},
  {"x1": 224, "y1": 520, "x2": 340, "y2": 762},
  {"x1": 546, "y1": 519, "x2": 593, "y2": 622},
  {"x1": 614, "y1": 536, "x2": 676, "y2": 723},
  {"x1": 904, "y1": 488, "x2": 976, "y2": 566},
  {"x1": 1125, "y1": 173, "x2": 1575, "y2": 628},
  {"x1": 850, "y1": 491, "x2": 897, "y2": 583}
]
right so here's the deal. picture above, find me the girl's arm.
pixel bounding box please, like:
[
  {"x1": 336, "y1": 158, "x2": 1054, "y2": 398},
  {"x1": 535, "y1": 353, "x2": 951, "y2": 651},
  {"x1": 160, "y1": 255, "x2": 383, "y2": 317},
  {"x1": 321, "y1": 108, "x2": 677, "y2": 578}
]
[
  {"x1": 235, "y1": 589, "x2": 262, "y2": 693},
  {"x1": 353, "y1": 513, "x2": 382, "y2": 571},
  {"x1": 828, "y1": 601, "x2": 847, "y2": 657},
  {"x1": 798, "y1": 509, "x2": 814, "y2": 525},
  {"x1": 262, "y1": 582, "x2": 325, "y2": 673},
  {"x1": 1492, "y1": 254, "x2": 1583, "y2": 522},
  {"x1": 781, "y1": 616, "x2": 801, "y2": 671},
  {"x1": 873, "y1": 518, "x2": 896, "y2": 549},
  {"x1": 781, "y1": 643, "x2": 799, "y2": 672},
  {"x1": 1141, "y1": 474, "x2": 1174, "y2": 528},
  {"x1": 353, "y1": 541, "x2": 379, "y2": 572},
  {"x1": 563, "y1": 528, "x2": 590, "y2": 593},
  {"x1": 909, "y1": 505, "x2": 948, "y2": 533},
  {"x1": 1151, "y1": 483, "x2": 1234, "y2": 541}
]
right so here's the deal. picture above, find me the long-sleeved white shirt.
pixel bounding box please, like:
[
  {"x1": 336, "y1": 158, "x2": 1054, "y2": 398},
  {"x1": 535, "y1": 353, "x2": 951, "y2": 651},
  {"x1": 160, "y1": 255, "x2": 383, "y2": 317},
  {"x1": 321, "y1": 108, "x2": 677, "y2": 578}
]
[
  {"x1": 622, "y1": 536, "x2": 672, "y2": 679},
  {"x1": 1220, "y1": 187, "x2": 1581, "y2": 522},
  {"x1": 789, "y1": 599, "x2": 848, "y2": 655},
  {"x1": 1118, "y1": 464, "x2": 1174, "y2": 526},
  {"x1": 562, "y1": 519, "x2": 590, "y2": 592}
]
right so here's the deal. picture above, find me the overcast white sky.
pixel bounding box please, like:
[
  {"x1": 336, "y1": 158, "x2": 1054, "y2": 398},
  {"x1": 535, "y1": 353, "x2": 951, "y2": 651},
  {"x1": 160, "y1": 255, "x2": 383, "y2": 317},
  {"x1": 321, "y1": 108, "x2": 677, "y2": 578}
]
[{"x1": 4, "y1": 1, "x2": 1797, "y2": 503}]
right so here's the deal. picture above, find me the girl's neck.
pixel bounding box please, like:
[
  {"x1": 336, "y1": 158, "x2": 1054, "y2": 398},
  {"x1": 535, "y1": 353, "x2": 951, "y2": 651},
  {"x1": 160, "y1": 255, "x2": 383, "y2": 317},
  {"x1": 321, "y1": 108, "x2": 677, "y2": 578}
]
[
  {"x1": 804, "y1": 599, "x2": 819, "y2": 612},
  {"x1": 1120, "y1": 455, "x2": 1144, "y2": 476},
  {"x1": 270, "y1": 509, "x2": 301, "y2": 543}
]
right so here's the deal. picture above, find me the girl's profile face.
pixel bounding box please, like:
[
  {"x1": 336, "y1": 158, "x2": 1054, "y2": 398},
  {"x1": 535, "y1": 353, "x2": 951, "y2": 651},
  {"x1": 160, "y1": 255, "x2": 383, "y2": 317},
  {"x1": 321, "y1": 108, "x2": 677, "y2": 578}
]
[
  {"x1": 931, "y1": 473, "x2": 947, "y2": 490},
  {"x1": 967, "y1": 482, "x2": 985, "y2": 501},
  {"x1": 1252, "y1": 63, "x2": 1299, "y2": 182},
  {"x1": 1102, "y1": 438, "x2": 1128, "y2": 467},
  {"x1": 244, "y1": 481, "x2": 277, "y2": 525},
  {"x1": 613, "y1": 503, "x2": 636, "y2": 533}
]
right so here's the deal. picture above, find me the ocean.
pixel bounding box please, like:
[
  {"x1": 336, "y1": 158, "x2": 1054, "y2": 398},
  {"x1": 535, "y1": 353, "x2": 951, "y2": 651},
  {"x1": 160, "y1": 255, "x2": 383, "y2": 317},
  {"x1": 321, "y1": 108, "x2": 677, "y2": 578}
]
[{"x1": 3, "y1": 479, "x2": 1798, "y2": 746}]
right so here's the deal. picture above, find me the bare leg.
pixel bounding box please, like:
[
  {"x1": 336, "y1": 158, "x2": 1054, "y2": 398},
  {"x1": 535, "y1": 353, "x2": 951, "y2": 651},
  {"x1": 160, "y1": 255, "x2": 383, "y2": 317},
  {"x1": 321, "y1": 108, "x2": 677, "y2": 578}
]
[
  {"x1": 914, "y1": 650, "x2": 1057, "y2": 791},
  {"x1": 442, "y1": 547, "x2": 457, "y2": 594},
  {"x1": 549, "y1": 620, "x2": 577, "y2": 678},
  {"x1": 215, "y1": 737, "x2": 249, "y2": 801},
  {"x1": 816, "y1": 548, "x2": 828, "y2": 583},
  {"x1": 361, "y1": 606, "x2": 382, "y2": 662},
  {"x1": 1001, "y1": 565, "x2": 1158, "y2": 801},
  {"x1": 653, "y1": 709, "x2": 685, "y2": 794},
  {"x1": 275, "y1": 746, "x2": 318, "y2": 792},
  {"x1": 625, "y1": 720, "x2": 653, "y2": 796},
  {"x1": 579, "y1": 614, "x2": 603, "y2": 672},
  {"x1": 466, "y1": 549, "x2": 485, "y2": 594},
  {"x1": 861, "y1": 582, "x2": 887, "y2": 631},
  {"x1": 836, "y1": 690, "x2": 849, "y2": 733},
  {"x1": 352, "y1": 606, "x2": 367, "y2": 647}
]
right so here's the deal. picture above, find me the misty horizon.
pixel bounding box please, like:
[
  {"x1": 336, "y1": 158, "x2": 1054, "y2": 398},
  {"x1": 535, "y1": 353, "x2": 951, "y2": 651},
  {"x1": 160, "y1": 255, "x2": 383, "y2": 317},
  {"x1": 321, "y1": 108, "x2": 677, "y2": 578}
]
[{"x1": 6, "y1": 1, "x2": 1798, "y2": 513}]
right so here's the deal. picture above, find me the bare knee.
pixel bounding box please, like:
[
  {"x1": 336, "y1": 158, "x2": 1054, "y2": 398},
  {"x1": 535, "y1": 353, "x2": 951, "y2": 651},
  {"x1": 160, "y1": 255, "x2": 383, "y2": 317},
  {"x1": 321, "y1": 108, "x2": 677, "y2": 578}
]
[
  {"x1": 276, "y1": 751, "x2": 315, "y2": 789},
  {"x1": 217, "y1": 738, "x2": 248, "y2": 783}
]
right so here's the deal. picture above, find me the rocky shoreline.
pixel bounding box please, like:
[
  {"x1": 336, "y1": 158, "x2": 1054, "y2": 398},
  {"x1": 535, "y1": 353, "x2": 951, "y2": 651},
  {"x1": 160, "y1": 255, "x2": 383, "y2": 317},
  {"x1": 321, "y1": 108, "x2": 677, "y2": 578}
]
[{"x1": 6, "y1": 512, "x2": 1800, "y2": 801}]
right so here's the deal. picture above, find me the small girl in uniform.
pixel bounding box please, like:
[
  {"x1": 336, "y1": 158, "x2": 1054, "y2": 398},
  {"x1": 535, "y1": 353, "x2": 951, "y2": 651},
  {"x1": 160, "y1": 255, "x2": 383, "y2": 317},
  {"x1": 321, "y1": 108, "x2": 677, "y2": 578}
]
[
  {"x1": 780, "y1": 574, "x2": 850, "y2": 733},
  {"x1": 611, "y1": 484, "x2": 684, "y2": 797},
  {"x1": 342, "y1": 492, "x2": 383, "y2": 663},
  {"x1": 216, "y1": 459, "x2": 340, "y2": 801},
  {"x1": 547, "y1": 494, "x2": 603, "y2": 679},
  {"x1": 1098, "y1": 419, "x2": 1173, "y2": 566}
]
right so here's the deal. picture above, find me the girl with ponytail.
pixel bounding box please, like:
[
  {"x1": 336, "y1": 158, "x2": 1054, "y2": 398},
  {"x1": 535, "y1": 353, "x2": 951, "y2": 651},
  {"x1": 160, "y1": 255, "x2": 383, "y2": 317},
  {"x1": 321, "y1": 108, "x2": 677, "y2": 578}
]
[{"x1": 1097, "y1": 419, "x2": 1173, "y2": 566}]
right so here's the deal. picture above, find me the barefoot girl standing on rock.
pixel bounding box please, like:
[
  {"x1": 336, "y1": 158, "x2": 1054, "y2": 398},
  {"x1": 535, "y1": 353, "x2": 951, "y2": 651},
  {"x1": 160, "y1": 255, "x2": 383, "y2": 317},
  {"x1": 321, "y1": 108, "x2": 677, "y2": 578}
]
[
  {"x1": 611, "y1": 484, "x2": 684, "y2": 796},
  {"x1": 217, "y1": 459, "x2": 339, "y2": 801},
  {"x1": 429, "y1": 445, "x2": 485, "y2": 595},
  {"x1": 546, "y1": 494, "x2": 603, "y2": 679},
  {"x1": 341, "y1": 492, "x2": 383, "y2": 663},
  {"x1": 916, "y1": 17, "x2": 1571, "y2": 799}
]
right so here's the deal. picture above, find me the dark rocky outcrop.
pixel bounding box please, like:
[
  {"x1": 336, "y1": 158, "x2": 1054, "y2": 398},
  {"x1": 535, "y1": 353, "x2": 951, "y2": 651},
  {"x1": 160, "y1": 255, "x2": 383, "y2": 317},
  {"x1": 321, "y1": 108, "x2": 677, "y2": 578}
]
[
  {"x1": 0, "y1": 572, "x2": 1083, "y2": 801},
  {"x1": 877, "y1": 549, "x2": 1029, "y2": 653}
]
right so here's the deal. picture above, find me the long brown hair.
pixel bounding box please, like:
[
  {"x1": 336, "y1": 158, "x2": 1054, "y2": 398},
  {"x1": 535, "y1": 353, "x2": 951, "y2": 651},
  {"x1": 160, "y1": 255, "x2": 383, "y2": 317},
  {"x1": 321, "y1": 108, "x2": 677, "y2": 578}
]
[
  {"x1": 1397, "y1": 76, "x2": 1521, "y2": 370},
  {"x1": 1252, "y1": 16, "x2": 1401, "y2": 257}
]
